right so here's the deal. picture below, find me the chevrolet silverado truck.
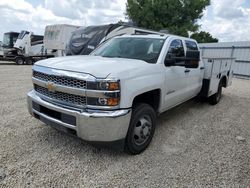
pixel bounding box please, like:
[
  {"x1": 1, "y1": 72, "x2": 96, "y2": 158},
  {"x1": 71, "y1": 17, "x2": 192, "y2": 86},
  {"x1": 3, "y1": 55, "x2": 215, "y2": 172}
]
[{"x1": 27, "y1": 34, "x2": 234, "y2": 154}]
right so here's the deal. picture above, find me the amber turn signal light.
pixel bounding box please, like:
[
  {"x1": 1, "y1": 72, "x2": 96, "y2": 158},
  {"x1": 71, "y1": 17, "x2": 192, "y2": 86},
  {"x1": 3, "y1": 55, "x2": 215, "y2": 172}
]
[{"x1": 107, "y1": 98, "x2": 119, "y2": 106}]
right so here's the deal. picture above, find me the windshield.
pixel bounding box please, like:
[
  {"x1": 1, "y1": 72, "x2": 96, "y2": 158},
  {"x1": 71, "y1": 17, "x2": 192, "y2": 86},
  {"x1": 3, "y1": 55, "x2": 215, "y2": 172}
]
[
  {"x1": 3, "y1": 33, "x2": 10, "y2": 47},
  {"x1": 18, "y1": 31, "x2": 29, "y2": 39},
  {"x1": 91, "y1": 37, "x2": 165, "y2": 63}
]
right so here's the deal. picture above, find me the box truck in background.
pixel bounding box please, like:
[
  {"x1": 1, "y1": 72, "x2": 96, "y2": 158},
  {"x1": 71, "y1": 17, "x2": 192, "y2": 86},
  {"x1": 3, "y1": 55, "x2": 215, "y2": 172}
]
[{"x1": 44, "y1": 24, "x2": 80, "y2": 57}]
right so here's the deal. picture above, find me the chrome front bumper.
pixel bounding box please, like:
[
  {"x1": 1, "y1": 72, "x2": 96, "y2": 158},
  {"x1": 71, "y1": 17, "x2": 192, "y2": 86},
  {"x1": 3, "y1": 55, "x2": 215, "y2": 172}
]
[{"x1": 27, "y1": 90, "x2": 131, "y2": 143}]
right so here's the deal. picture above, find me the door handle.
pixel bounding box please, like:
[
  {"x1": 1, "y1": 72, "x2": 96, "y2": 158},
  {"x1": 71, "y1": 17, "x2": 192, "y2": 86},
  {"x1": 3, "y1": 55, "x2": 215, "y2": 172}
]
[
  {"x1": 184, "y1": 69, "x2": 190, "y2": 73},
  {"x1": 200, "y1": 67, "x2": 205, "y2": 70}
]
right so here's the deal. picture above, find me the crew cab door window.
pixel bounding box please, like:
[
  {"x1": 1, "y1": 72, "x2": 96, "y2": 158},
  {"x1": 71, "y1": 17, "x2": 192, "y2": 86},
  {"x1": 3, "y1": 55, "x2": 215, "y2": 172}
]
[
  {"x1": 166, "y1": 39, "x2": 185, "y2": 66},
  {"x1": 168, "y1": 39, "x2": 185, "y2": 57},
  {"x1": 185, "y1": 40, "x2": 198, "y2": 51},
  {"x1": 165, "y1": 39, "x2": 185, "y2": 66}
]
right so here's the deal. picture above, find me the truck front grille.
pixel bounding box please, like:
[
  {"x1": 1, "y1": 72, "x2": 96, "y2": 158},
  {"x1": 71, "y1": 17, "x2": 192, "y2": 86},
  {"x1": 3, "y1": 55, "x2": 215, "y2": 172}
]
[
  {"x1": 33, "y1": 71, "x2": 87, "y2": 89},
  {"x1": 34, "y1": 84, "x2": 86, "y2": 106}
]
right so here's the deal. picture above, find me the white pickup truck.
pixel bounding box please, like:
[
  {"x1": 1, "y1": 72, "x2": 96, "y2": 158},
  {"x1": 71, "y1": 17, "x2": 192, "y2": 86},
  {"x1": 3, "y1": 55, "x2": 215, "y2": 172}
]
[{"x1": 27, "y1": 34, "x2": 234, "y2": 154}]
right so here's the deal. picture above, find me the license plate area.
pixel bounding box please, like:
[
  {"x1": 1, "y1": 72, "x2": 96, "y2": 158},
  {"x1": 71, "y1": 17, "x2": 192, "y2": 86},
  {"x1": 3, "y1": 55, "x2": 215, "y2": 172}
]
[{"x1": 32, "y1": 101, "x2": 76, "y2": 126}]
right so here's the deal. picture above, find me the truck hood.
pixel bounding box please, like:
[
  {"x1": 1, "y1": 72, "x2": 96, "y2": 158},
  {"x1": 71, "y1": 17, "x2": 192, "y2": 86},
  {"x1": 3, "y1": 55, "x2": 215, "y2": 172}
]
[{"x1": 35, "y1": 55, "x2": 154, "y2": 78}]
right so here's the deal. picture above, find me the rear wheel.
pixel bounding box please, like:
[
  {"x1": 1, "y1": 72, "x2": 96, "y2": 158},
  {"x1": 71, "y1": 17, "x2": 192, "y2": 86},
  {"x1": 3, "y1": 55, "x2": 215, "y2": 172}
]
[
  {"x1": 209, "y1": 80, "x2": 223, "y2": 105},
  {"x1": 25, "y1": 58, "x2": 34, "y2": 65},
  {"x1": 125, "y1": 103, "x2": 156, "y2": 155},
  {"x1": 15, "y1": 57, "x2": 24, "y2": 65}
]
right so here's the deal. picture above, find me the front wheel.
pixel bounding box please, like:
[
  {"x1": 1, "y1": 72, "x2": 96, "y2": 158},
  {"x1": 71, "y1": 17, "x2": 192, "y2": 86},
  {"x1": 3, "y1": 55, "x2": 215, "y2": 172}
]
[
  {"x1": 209, "y1": 80, "x2": 223, "y2": 105},
  {"x1": 125, "y1": 103, "x2": 156, "y2": 155}
]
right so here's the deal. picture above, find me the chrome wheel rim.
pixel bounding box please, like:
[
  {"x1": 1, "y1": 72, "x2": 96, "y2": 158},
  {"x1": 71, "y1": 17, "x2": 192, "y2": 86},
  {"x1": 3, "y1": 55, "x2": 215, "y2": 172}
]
[{"x1": 133, "y1": 115, "x2": 152, "y2": 146}]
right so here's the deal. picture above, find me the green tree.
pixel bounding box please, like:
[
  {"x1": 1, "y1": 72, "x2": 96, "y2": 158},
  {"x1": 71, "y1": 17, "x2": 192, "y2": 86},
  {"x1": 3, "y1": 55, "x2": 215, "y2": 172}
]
[
  {"x1": 126, "y1": 0, "x2": 210, "y2": 37},
  {"x1": 191, "y1": 31, "x2": 218, "y2": 43}
]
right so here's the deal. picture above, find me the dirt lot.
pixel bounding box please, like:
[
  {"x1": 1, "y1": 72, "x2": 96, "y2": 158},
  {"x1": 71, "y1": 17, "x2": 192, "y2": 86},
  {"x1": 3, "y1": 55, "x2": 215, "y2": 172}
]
[{"x1": 0, "y1": 61, "x2": 249, "y2": 187}]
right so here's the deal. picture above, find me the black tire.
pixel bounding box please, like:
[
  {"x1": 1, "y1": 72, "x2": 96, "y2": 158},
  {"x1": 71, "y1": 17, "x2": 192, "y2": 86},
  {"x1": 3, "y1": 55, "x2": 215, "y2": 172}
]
[
  {"x1": 15, "y1": 57, "x2": 24, "y2": 65},
  {"x1": 25, "y1": 58, "x2": 34, "y2": 65},
  {"x1": 125, "y1": 103, "x2": 156, "y2": 155},
  {"x1": 209, "y1": 80, "x2": 223, "y2": 105}
]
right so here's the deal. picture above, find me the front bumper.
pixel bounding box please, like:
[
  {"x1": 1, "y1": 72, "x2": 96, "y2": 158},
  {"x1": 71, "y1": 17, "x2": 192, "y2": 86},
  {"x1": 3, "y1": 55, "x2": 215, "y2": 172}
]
[{"x1": 27, "y1": 90, "x2": 131, "y2": 146}]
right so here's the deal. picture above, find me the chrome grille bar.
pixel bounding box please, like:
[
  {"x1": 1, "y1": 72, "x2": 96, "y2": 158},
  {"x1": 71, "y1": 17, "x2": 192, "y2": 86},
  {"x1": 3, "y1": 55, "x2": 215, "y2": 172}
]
[
  {"x1": 34, "y1": 85, "x2": 86, "y2": 106},
  {"x1": 33, "y1": 70, "x2": 87, "y2": 89}
]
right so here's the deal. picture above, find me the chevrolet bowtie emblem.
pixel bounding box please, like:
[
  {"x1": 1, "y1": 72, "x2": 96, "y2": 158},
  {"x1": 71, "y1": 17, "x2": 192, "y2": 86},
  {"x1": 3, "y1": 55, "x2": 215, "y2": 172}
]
[{"x1": 47, "y1": 82, "x2": 56, "y2": 92}]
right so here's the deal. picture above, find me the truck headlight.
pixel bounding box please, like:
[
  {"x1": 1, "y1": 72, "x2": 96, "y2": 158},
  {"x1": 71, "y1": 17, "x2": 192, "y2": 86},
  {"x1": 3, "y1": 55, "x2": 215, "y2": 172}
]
[
  {"x1": 87, "y1": 80, "x2": 120, "y2": 91},
  {"x1": 87, "y1": 97, "x2": 120, "y2": 106},
  {"x1": 86, "y1": 79, "x2": 120, "y2": 107}
]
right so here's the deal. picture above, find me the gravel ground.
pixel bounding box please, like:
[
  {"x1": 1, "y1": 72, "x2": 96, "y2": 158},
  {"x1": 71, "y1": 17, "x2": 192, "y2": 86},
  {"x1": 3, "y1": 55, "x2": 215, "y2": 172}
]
[{"x1": 0, "y1": 61, "x2": 250, "y2": 187}]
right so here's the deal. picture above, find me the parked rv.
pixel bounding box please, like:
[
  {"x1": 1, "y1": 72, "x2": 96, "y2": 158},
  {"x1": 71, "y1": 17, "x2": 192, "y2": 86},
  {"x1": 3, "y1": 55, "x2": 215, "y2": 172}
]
[
  {"x1": 44, "y1": 24, "x2": 80, "y2": 57},
  {"x1": 66, "y1": 24, "x2": 162, "y2": 55},
  {"x1": 0, "y1": 41, "x2": 3, "y2": 57},
  {"x1": 1, "y1": 32, "x2": 19, "y2": 59}
]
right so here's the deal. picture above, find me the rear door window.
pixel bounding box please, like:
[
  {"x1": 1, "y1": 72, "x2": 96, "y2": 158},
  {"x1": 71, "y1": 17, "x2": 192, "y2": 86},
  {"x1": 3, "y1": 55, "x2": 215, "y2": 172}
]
[
  {"x1": 185, "y1": 40, "x2": 199, "y2": 68},
  {"x1": 185, "y1": 40, "x2": 198, "y2": 51}
]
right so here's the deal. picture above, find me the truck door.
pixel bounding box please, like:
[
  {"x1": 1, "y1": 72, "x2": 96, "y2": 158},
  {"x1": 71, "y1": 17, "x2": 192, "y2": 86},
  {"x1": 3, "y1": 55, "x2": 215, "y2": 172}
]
[
  {"x1": 163, "y1": 39, "x2": 189, "y2": 109},
  {"x1": 183, "y1": 40, "x2": 204, "y2": 99}
]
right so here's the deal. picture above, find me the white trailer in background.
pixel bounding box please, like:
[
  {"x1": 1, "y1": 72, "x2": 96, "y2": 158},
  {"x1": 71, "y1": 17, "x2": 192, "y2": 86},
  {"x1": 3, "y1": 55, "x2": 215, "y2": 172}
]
[
  {"x1": 44, "y1": 24, "x2": 80, "y2": 57},
  {"x1": 12, "y1": 25, "x2": 80, "y2": 65}
]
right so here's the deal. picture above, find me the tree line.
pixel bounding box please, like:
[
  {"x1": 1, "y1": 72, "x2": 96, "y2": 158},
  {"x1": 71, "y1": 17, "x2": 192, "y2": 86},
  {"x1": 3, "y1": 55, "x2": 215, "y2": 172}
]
[{"x1": 126, "y1": 0, "x2": 218, "y2": 43}]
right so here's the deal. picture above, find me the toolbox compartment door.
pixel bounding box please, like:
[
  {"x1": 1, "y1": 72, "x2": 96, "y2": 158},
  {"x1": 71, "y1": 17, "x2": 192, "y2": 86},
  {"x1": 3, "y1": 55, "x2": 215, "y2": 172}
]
[{"x1": 201, "y1": 58, "x2": 235, "y2": 97}]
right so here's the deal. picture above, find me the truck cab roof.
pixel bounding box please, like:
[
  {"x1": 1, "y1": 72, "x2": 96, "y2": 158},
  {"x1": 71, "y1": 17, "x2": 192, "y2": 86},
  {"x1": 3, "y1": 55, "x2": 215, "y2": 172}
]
[{"x1": 115, "y1": 34, "x2": 197, "y2": 43}]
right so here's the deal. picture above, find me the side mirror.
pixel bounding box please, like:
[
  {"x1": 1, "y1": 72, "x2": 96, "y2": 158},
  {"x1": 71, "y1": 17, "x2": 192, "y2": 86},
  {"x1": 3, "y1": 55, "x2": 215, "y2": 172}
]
[
  {"x1": 165, "y1": 58, "x2": 175, "y2": 66},
  {"x1": 164, "y1": 53, "x2": 176, "y2": 66}
]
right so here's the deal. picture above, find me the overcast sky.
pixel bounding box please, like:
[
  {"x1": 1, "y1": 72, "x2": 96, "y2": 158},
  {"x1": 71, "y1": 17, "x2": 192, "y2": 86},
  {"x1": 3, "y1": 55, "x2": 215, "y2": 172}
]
[{"x1": 0, "y1": 0, "x2": 250, "y2": 42}]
